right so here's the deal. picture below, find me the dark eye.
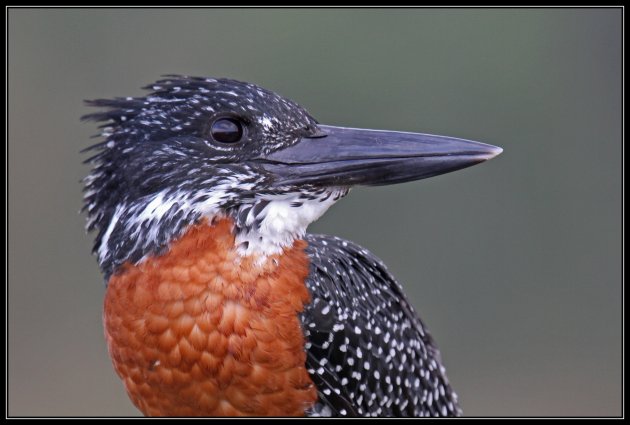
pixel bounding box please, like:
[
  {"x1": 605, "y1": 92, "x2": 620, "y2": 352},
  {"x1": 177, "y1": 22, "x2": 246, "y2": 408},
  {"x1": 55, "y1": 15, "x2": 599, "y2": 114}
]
[{"x1": 210, "y1": 118, "x2": 243, "y2": 143}]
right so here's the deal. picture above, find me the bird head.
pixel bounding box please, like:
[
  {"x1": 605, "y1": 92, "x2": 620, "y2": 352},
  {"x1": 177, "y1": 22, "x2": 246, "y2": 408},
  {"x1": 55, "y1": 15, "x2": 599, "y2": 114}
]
[{"x1": 83, "y1": 76, "x2": 501, "y2": 279}]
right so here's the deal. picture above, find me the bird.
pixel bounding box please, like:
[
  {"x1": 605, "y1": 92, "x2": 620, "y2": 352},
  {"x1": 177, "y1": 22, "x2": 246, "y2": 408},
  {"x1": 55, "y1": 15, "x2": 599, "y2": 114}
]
[{"x1": 82, "y1": 75, "x2": 502, "y2": 417}]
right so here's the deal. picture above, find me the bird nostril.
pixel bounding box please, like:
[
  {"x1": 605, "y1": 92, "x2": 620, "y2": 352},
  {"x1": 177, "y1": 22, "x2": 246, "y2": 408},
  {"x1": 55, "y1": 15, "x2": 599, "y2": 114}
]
[{"x1": 304, "y1": 127, "x2": 328, "y2": 139}]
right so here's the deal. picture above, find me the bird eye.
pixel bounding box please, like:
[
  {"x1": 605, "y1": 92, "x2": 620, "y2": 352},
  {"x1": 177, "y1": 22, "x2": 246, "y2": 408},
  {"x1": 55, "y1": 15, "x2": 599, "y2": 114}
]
[{"x1": 210, "y1": 118, "x2": 243, "y2": 144}]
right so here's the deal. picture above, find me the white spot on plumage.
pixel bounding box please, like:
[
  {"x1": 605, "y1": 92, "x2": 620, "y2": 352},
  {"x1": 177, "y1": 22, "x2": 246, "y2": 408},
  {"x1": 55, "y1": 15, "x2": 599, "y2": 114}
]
[
  {"x1": 261, "y1": 116, "x2": 273, "y2": 130},
  {"x1": 146, "y1": 96, "x2": 185, "y2": 103}
]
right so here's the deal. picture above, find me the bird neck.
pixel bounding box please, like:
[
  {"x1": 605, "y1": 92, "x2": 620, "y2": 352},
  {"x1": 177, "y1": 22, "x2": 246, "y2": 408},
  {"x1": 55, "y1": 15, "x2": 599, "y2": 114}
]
[
  {"x1": 113, "y1": 216, "x2": 312, "y2": 288},
  {"x1": 94, "y1": 187, "x2": 348, "y2": 279}
]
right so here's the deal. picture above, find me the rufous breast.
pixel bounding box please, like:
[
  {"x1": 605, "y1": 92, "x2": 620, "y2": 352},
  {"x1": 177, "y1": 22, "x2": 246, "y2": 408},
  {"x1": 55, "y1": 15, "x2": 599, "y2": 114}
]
[{"x1": 103, "y1": 218, "x2": 318, "y2": 416}]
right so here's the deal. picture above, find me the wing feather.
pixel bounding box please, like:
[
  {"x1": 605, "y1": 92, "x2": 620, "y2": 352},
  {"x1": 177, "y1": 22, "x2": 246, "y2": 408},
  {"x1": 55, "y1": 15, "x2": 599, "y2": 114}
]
[{"x1": 301, "y1": 234, "x2": 461, "y2": 417}]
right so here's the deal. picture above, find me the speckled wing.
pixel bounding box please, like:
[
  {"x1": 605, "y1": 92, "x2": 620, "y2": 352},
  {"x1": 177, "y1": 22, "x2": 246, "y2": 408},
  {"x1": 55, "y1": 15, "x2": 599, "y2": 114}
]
[{"x1": 301, "y1": 234, "x2": 462, "y2": 417}]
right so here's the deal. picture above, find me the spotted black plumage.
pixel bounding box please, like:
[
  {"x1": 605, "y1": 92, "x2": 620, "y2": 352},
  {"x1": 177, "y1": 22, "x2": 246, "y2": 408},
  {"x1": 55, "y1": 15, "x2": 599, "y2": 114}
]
[{"x1": 302, "y1": 235, "x2": 461, "y2": 417}]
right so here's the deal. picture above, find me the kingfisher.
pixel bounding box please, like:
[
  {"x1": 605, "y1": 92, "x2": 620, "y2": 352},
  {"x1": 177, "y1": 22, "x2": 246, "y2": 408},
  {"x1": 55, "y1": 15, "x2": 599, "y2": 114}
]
[{"x1": 82, "y1": 76, "x2": 502, "y2": 417}]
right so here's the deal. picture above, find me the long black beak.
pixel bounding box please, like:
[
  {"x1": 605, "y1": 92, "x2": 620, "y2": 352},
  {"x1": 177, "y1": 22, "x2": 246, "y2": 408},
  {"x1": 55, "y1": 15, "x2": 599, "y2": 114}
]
[{"x1": 260, "y1": 124, "x2": 502, "y2": 187}]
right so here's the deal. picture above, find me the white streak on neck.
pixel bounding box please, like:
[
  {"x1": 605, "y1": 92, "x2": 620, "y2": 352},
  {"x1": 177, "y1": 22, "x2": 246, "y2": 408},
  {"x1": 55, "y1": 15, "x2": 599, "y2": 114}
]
[{"x1": 98, "y1": 204, "x2": 124, "y2": 263}]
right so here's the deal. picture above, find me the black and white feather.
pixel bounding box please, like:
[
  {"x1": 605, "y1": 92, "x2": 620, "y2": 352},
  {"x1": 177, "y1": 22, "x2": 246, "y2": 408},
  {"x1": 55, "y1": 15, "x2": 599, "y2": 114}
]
[{"x1": 302, "y1": 235, "x2": 461, "y2": 417}]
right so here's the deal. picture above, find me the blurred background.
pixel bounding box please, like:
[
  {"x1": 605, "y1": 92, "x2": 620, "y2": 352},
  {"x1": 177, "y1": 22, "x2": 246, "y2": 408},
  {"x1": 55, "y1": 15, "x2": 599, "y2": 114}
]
[{"x1": 8, "y1": 8, "x2": 621, "y2": 417}]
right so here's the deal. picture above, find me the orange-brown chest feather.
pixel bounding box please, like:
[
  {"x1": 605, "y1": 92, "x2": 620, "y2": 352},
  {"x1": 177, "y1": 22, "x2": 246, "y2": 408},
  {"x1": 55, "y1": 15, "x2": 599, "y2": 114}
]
[{"x1": 103, "y1": 218, "x2": 318, "y2": 416}]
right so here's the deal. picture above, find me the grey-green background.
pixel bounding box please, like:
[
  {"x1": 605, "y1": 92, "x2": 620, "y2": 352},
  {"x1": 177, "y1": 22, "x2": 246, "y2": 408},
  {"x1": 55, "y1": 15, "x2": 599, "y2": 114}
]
[{"x1": 8, "y1": 8, "x2": 621, "y2": 417}]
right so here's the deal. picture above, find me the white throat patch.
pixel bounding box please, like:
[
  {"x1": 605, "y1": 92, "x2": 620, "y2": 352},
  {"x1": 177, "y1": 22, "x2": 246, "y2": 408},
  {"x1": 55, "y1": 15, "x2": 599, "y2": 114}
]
[{"x1": 235, "y1": 188, "x2": 348, "y2": 258}]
